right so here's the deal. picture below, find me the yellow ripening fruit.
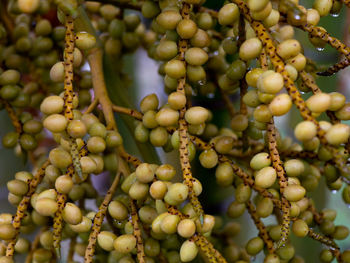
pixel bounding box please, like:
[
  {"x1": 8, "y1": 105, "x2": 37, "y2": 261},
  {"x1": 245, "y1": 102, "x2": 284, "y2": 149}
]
[
  {"x1": 254, "y1": 166, "x2": 277, "y2": 188},
  {"x1": 250, "y1": 152, "x2": 271, "y2": 170},
  {"x1": 269, "y1": 93, "x2": 292, "y2": 116},
  {"x1": 43, "y1": 114, "x2": 67, "y2": 133},
  {"x1": 196, "y1": 214, "x2": 215, "y2": 233},
  {"x1": 307, "y1": 8, "x2": 321, "y2": 25},
  {"x1": 319, "y1": 121, "x2": 332, "y2": 132},
  {"x1": 257, "y1": 70, "x2": 284, "y2": 94},
  {"x1": 150, "y1": 181, "x2": 167, "y2": 199},
  {"x1": 294, "y1": 121, "x2": 317, "y2": 142},
  {"x1": 306, "y1": 93, "x2": 331, "y2": 113},
  {"x1": 108, "y1": 200, "x2": 128, "y2": 220},
  {"x1": 75, "y1": 32, "x2": 96, "y2": 50},
  {"x1": 250, "y1": 1, "x2": 272, "y2": 21},
  {"x1": 180, "y1": 240, "x2": 198, "y2": 262},
  {"x1": 140, "y1": 93, "x2": 159, "y2": 113},
  {"x1": 177, "y1": 219, "x2": 196, "y2": 238},
  {"x1": 37, "y1": 189, "x2": 57, "y2": 201},
  {"x1": 155, "y1": 108, "x2": 179, "y2": 127},
  {"x1": 18, "y1": 0, "x2": 40, "y2": 13},
  {"x1": 185, "y1": 106, "x2": 209, "y2": 125},
  {"x1": 136, "y1": 163, "x2": 155, "y2": 183},
  {"x1": 276, "y1": 25, "x2": 294, "y2": 42},
  {"x1": 168, "y1": 91, "x2": 186, "y2": 110},
  {"x1": 160, "y1": 214, "x2": 180, "y2": 234},
  {"x1": 284, "y1": 159, "x2": 305, "y2": 177},
  {"x1": 69, "y1": 216, "x2": 92, "y2": 233},
  {"x1": 239, "y1": 38, "x2": 263, "y2": 61},
  {"x1": 263, "y1": 9, "x2": 280, "y2": 28},
  {"x1": 164, "y1": 183, "x2": 188, "y2": 206},
  {"x1": 49, "y1": 62, "x2": 64, "y2": 83},
  {"x1": 247, "y1": 0, "x2": 269, "y2": 12},
  {"x1": 253, "y1": 105, "x2": 272, "y2": 123},
  {"x1": 55, "y1": 175, "x2": 73, "y2": 194},
  {"x1": 62, "y1": 203, "x2": 83, "y2": 225},
  {"x1": 277, "y1": 39, "x2": 301, "y2": 60},
  {"x1": 335, "y1": 103, "x2": 350, "y2": 120},
  {"x1": 313, "y1": 0, "x2": 333, "y2": 16},
  {"x1": 7, "y1": 179, "x2": 28, "y2": 196},
  {"x1": 199, "y1": 148, "x2": 218, "y2": 169},
  {"x1": 325, "y1": 124, "x2": 350, "y2": 145},
  {"x1": 286, "y1": 53, "x2": 306, "y2": 71},
  {"x1": 185, "y1": 48, "x2": 208, "y2": 66},
  {"x1": 40, "y1": 96, "x2": 64, "y2": 115},
  {"x1": 156, "y1": 10, "x2": 182, "y2": 30},
  {"x1": 285, "y1": 64, "x2": 298, "y2": 81},
  {"x1": 97, "y1": 231, "x2": 117, "y2": 251},
  {"x1": 35, "y1": 198, "x2": 58, "y2": 217},
  {"x1": 80, "y1": 156, "x2": 97, "y2": 174},
  {"x1": 128, "y1": 181, "x2": 149, "y2": 200},
  {"x1": 0, "y1": 224, "x2": 16, "y2": 240},
  {"x1": 0, "y1": 214, "x2": 13, "y2": 225},
  {"x1": 329, "y1": 92, "x2": 346, "y2": 111},
  {"x1": 113, "y1": 234, "x2": 137, "y2": 254},
  {"x1": 283, "y1": 185, "x2": 306, "y2": 202},
  {"x1": 246, "y1": 68, "x2": 265, "y2": 88}
]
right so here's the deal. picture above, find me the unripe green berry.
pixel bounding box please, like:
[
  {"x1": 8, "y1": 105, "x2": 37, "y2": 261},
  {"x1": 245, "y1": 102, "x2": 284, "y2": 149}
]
[
  {"x1": 292, "y1": 219, "x2": 309, "y2": 237},
  {"x1": 177, "y1": 19, "x2": 197, "y2": 39},
  {"x1": 49, "y1": 148, "x2": 72, "y2": 169},
  {"x1": 245, "y1": 237, "x2": 264, "y2": 256},
  {"x1": 218, "y1": 3, "x2": 239, "y2": 26},
  {"x1": 156, "y1": 10, "x2": 182, "y2": 30}
]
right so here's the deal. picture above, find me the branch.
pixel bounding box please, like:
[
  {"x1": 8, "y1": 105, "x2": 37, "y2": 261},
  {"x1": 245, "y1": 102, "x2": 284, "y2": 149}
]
[
  {"x1": 84, "y1": 173, "x2": 121, "y2": 262},
  {"x1": 88, "y1": 48, "x2": 117, "y2": 130},
  {"x1": 6, "y1": 161, "x2": 50, "y2": 258}
]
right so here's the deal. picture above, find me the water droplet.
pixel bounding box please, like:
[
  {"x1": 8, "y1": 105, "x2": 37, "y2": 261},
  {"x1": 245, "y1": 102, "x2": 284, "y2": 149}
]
[
  {"x1": 207, "y1": 93, "x2": 215, "y2": 99},
  {"x1": 316, "y1": 47, "x2": 324, "y2": 52},
  {"x1": 330, "y1": 13, "x2": 340, "y2": 18},
  {"x1": 197, "y1": 79, "x2": 206, "y2": 86},
  {"x1": 332, "y1": 190, "x2": 338, "y2": 194}
]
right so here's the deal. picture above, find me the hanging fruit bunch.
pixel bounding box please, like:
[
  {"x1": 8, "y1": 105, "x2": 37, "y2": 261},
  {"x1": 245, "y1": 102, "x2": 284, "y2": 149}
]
[{"x1": 0, "y1": 0, "x2": 350, "y2": 262}]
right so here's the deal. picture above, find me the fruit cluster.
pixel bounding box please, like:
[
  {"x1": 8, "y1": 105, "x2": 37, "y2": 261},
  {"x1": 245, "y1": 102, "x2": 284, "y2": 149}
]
[{"x1": 0, "y1": 0, "x2": 350, "y2": 262}]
